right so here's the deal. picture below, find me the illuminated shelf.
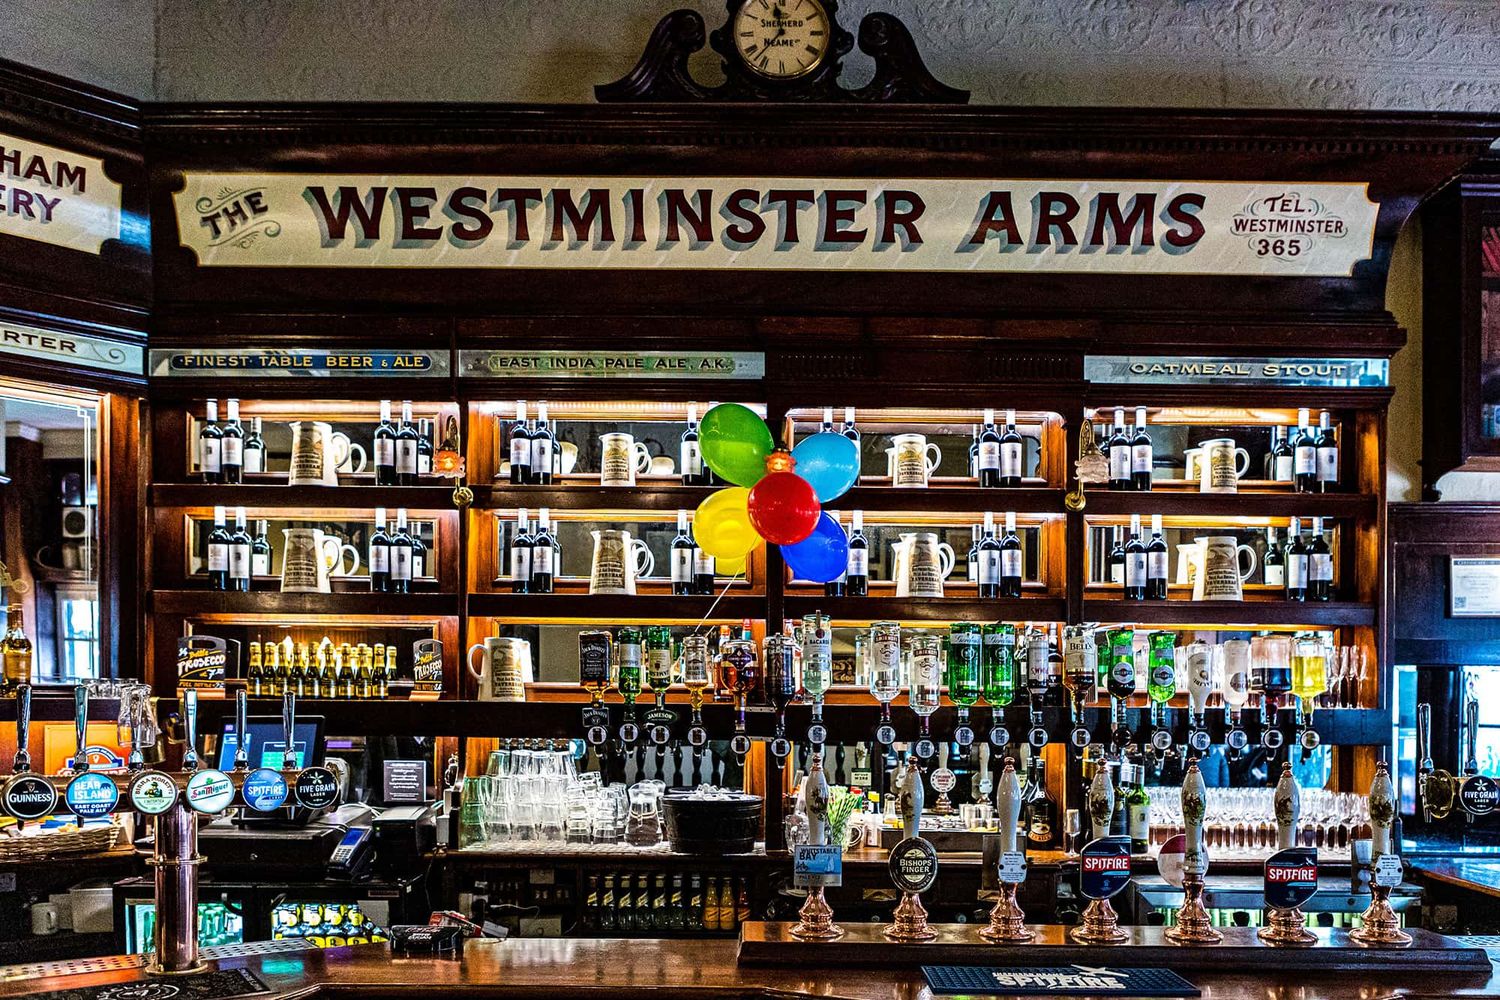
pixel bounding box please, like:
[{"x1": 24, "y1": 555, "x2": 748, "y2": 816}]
[
  {"x1": 837, "y1": 485, "x2": 1064, "y2": 514},
  {"x1": 473, "y1": 484, "x2": 721, "y2": 510},
  {"x1": 781, "y1": 596, "x2": 1067, "y2": 623},
  {"x1": 1082, "y1": 598, "x2": 1374, "y2": 627},
  {"x1": 151, "y1": 483, "x2": 459, "y2": 510},
  {"x1": 1081, "y1": 490, "x2": 1374, "y2": 518},
  {"x1": 150, "y1": 590, "x2": 458, "y2": 617},
  {"x1": 468, "y1": 593, "x2": 765, "y2": 621}
]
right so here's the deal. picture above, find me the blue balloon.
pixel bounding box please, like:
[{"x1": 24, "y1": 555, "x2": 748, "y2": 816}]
[
  {"x1": 780, "y1": 511, "x2": 849, "y2": 583},
  {"x1": 791, "y1": 432, "x2": 860, "y2": 503}
]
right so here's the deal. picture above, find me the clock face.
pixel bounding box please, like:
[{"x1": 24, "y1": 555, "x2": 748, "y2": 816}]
[{"x1": 733, "y1": 0, "x2": 831, "y2": 80}]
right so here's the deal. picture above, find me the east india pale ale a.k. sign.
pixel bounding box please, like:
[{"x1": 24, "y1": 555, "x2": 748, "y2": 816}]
[{"x1": 174, "y1": 175, "x2": 1377, "y2": 277}]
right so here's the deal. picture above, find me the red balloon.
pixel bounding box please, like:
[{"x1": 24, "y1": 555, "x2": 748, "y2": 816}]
[{"x1": 747, "y1": 472, "x2": 821, "y2": 545}]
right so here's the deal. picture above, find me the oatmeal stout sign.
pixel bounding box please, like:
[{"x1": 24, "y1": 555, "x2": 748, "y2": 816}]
[{"x1": 175, "y1": 175, "x2": 1377, "y2": 276}]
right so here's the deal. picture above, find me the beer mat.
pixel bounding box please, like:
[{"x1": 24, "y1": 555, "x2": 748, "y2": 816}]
[
  {"x1": 30, "y1": 968, "x2": 270, "y2": 1000},
  {"x1": 923, "y1": 965, "x2": 1200, "y2": 997}
]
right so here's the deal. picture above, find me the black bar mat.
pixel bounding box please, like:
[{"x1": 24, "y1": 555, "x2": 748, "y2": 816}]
[
  {"x1": 924, "y1": 964, "x2": 1200, "y2": 997},
  {"x1": 32, "y1": 967, "x2": 269, "y2": 1000}
]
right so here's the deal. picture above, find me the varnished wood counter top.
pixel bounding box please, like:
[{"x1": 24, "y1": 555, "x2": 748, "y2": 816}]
[
  {"x1": 7, "y1": 935, "x2": 1496, "y2": 1000},
  {"x1": 1414, "y1": 859, "x2": 1500, "y2": 899}
]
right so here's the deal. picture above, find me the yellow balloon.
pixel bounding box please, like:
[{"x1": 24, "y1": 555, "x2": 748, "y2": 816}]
[
  {"x1": 692, "y1": 487, "x2": 761, "y2": 560},
  {"x1": 716, "y1": 554, "x2": 748, "y2": 577}
]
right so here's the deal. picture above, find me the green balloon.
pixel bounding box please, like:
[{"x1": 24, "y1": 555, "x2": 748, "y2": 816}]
[{"x1": 699, "y1": 403, "x2": 774, "y2": 487}]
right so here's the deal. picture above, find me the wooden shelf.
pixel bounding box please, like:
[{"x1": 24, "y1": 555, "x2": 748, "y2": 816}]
[
  {"x1": 782, "y1": 595, "x2": 1067, "y2": 622},
  {"x1": 1081, "y1": 489, "x2": 1375, "y2": 518},
  {"x1": 1083, "y1": 598, "x2": 1375, "y2": 627},
  {"x1": 152, "y1": 483, "x2": 460, "y2": 510},
  {"x1": 838, "y1": 485, "x2": 1064, "y2": 513},
  {"x1": 467, "y1": 592, "x2": 766, "y2": 620},
  {"x1": 473, "y1": 483, "x2": 721, "y2": 510},
  {"x1": 150, "y1": 589, "x2": 459, "y2": 617}
]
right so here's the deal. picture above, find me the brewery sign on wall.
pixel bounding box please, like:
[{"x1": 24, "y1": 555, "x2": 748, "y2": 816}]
[{"x1": 0, "y1": 131, "x2": 122, "y2": 254}]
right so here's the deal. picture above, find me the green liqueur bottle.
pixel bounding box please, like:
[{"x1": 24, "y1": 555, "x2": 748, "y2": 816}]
[
  {"x1": 982, "y1": 622, "x2": 1017, "y2": 748},
  {"x1": 1146, "y1": 631, "x2": 1177, "y2": 755},
  {"x1": 949, "y1": 622, "x2": 983, "y2": 744}
]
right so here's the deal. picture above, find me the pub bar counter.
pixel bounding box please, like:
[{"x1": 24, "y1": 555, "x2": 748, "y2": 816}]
[{"x1": 0, "y1": 4, "x2": 1499, "y2": 1000}]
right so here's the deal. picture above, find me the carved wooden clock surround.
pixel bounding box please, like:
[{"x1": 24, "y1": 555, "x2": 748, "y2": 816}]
[{"x1": 596, "y1": 1, "x2": 968, "y2": 103}]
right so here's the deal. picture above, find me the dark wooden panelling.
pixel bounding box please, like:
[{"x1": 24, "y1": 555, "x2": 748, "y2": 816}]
[{"x1": 1389, "y1": 502, "x2": 1500, "y2": 665}]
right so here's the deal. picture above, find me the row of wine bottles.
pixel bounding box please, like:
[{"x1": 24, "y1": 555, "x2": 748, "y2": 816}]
[
  {"x1": 198, "y1": 399, "x2": 434, "y2": 484},
  {"x1": 1105, "y1": 515, "x2": 1335, "y2": 601},
  {"x1": 204, "y1": 506, "x2": 428, "y2": 591}
]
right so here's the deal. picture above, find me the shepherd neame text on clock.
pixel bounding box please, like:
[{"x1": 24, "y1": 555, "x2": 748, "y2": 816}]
[{"x1": 177, "y1": 175, "x2": 1378, "y2": 275}]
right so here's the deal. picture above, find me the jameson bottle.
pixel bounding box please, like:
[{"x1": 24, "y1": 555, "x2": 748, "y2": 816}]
[
  {"x1": 221, "y1": 399, "x2": 244, "y2": 484},
  {"x1": 671, "y1": 510, "x2": 695, "y2": 597},
  {"x1": 369, "y1": 508, "x2": 391, "y2": 593},
  {"x1": 530, "y1": 402, "x2": 555, "y2": 486},
  {"x1": 845, "y1": 510, "x2": 868, "y2": 596},
  {"x1": 206, "y1": 505, "x2": 231, "y2": 590},
  {"x1": 1000, "y1": 408, "x2": 1024, "y2": 488},
  {"x1": 510, "y1": 508, "x2": 531, "y2": 594},
  {"x1": 1292, "y1": 408, "x2": 1317, "y2": 493},
  {"x1": 681, "y1": 403, "x2": 703, "y2": 485},
  {"x1": 999, "y1": 511, "x2": 1022, "y2": 598},
  {"x1": 1146, "y1": 514, "x2": 1169, "y2": 600},
  {"x1": 243, "y1": 416, "x2": 266, "y2": 475},
  {"x1": 508, "y1": 401, "x2": 531, "y2": 484},
  {"x1": 199, "y1": 399, "x2": 223, "y2": 483},
  {"x1": 396, "y1": 400, "x2": 420, "y2": 485},
  {"x1": 374, "y1": 399, "x2": 398, "y2": 486},
  {"x1": 1315, "y1": 411, "x2": 1339, "y2": 492},
  {"x1": 977, "y1": 408, "x2": 1002, "y2": 487},
  {"x1": 228, "y1": 506, "x2": 252, "y2": 592},
  {"x1": 1123, "y1": 514, "x2": 1147, "y2": 601},
  {"x1": 1306, "y1": 516, "x2": 1333, "y2": 601},
  {"x1": 1107, "y1": 408, "x2": 1131, "y2": 491},
  {"x1": 1285, "y1": 516, "x2": 1308, "y2": 601},
  {"x1": 1131, "y1": 406, "x2": 1152, "y2": 491}
]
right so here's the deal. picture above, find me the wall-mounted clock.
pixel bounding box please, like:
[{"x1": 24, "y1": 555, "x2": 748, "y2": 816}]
[{"x1": 597, "y1": 2, "x2": 967, "y2": 104}]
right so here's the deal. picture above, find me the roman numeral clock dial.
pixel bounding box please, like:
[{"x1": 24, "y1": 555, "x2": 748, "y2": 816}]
[{"x1": 733, "y1": 0, "x2": 830, "y2": 80}]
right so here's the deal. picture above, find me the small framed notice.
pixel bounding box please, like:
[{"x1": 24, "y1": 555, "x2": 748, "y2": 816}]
[{"x1": 1450, "y1": 557, "x2": 1500, "y2": 617}]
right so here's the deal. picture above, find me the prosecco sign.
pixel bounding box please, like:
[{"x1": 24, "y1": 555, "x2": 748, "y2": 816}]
[{"x1": 174, "y1": 175, "x2": 1378, "y2": 276}]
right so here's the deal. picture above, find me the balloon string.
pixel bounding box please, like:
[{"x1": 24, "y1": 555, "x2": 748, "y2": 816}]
[{"x1": 693, "y1": 570, "x2": 747, "y2": 634}]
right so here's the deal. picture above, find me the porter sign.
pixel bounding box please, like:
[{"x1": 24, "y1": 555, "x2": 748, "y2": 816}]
[{"x1": 175, "y1": 175, "x2": 1378, "y2": 277}]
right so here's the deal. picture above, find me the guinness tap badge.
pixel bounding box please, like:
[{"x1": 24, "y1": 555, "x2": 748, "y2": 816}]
[{"x1": 2, "y1": 773, "x2": 58, "y2": 820}]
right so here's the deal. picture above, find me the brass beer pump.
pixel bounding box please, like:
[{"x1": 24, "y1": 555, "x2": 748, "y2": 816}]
[
  {"x1": 884, "y1": 759, "x2": 937, "y2": 942},
  {"x1": 1165, "y1": 759, "x2": 1222, "y2": 944},
  {"x1": 790, "y1": 753, "x2": 843, "y2": 940},
  {"x1": 1259, "y1": 762, "x2": 1317, "y2": 946},
  {"x1": 1349, "y1": 761, "x2": 1412, "y2": 946}
]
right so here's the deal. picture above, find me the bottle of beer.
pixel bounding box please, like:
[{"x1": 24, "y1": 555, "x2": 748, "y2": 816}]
[
  {"x1": 1, "y1": 605, "x2": 32, "y2": 690},
  {"x1": 1025, "y1": 757, "x2": 1056, "y2": 849}
]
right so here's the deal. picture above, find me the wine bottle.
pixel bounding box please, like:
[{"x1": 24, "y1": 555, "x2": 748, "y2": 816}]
[
  {"x1": 417, "y1": 418, "x2": 434, "y2": 475},
  {"x1": 1263, "y1": 527, "x2": 1284, "y2": 587},
  {"x1": 531, "y1": 402, "x2": 555, "y2": 486},
  {"x1": 390, "y1": 509, "x2": 414, "y2": 595},
  {"x1": 1131, "y1": 406, "x2": 1152, "y2": 491},
  {"x1": 1108, "y1": 526, "x2": 1126, "y2": 585},
  {"x1": 824, "y1": 511, "x2": 847, "y2": 597},
  {"x1": 396, "y1": 400, "x2": 419, "y2": 485},
  {"x1": 243, "y1": 416, "x2": 265, "y2": 476},
  {"x1": 977, "y1": 512, "x2": 1001, "y2": 599},
  {"x1": 1000, "y1": 409, "x2": 1024, "y2": 488},
  {"x1": 1146, "y1": 513, "x2": 1168, "y2": 600},
  {"x1": 693, "y1": 540, "x2": 716, "y2": 595},
  {"x1": 977, "y1": 408, "x2": 1002, "y2": 488},
  {"x1": 1123, "y1": 514, "x2": 1146, "y2": 601},
  {"x1": 530, "y1": 508, "x2": 557, "y2": 593},
  {"x1": 1107, "y1": 408, "x2": 1131, "y2": 491},
  {"x1": 251, "y1": 518, "x2": 271, "y2": 578},
  {"x1": 1270, "y1": 425, "x2": 1294, "y2": 483},
  {"x1": 409, "y1": 516, "x2": 427, "y2": 580},
  {"x1": 206, "y1": 505, "x2": 230, "y2": 590},
  {"x1": 1315, "y1": 411, "x2": 1338, "y2": 493},
  {"x1": 221, "y1": 399, "x2": 244, "y2": 484},
  {"x1": 968, "y1": 425, "x2": 980, "y2": 480},
  {"x1": 369, "y1": 508, "x2": 391, "y2": 593},
  {"x1": 999, "y1": 511, "x2": 1022, "y2": 598},
  {"x1": 845, "y1": 510, "x2": 868, "y2": 596},
  {"x1": 1306, "y1": 516, "x2": 1332, "y2": 601},
  {"x1": 374, "y1": 399, "x2": 398, "y2": 486},
  {"x1": 508, "y1": 400, "x2": 531, "y2": 484},
  {"x1": 967, "y1": 521, "x2": 980, "y2": 585},
  {"x1": 199, "y1": 399, "x2": 223, "y2": 484},
  {"x1": 1292, "y1": 408, "x2": 1317, "y2": 493},
  {"x1": 1285, "y1": 516, "x2": 1307, "y2": 601},
  {"x1": 510, "y1": 508, "x2": 531, "y2": 594},
  {"x1": 681, "y1": 404, "x2": 703, "y2": 485},
  {"x1": 671, "y1": 510, "x2": 695, "y2": 597},
  {"x1": 229, "y1": 506, "x2": 252, "y2": 592}
]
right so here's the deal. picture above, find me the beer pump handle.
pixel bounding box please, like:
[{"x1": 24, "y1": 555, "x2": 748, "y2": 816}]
[
  {"x1": 1464, "y1": 694, "x2": 1480, "y2": 776},
  {"x1": 996, "y1": 757, "x2": 1021, "y2": 856},
  {"x1": 804, "y1": 753, "x2": 829, "y2": 848},
  {"x1": 73, "y1": 685, "x2": 89, "y2": 773},
  {"x1": 233, "y1": 689, "x2": 249, "y2": 771},
  {"x1": 13, "y1": 683, "x2": 31, "y2": 772},
  {"x1": 1369, "y1": 761, "x2": 1394, "y2": 857},
  {"x1": 181, "y1": 689, "x2": 200, "y2": 771},
  {"x1": 1183, "y1": 761, "x2": 1208, "y2": 872},
  {"x1": 1273, "y1": 761, "x2": 1299, "y2": 850},
  {"x1": 1417, "y1": 703, "x2": 1433, "y2": 775},
  {"x1": 282, "y1": 689, "x2": 296, "y2": 770},
  {"x1": 1087, "y1": 760, "x2": 1114, "y2": 841}
]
